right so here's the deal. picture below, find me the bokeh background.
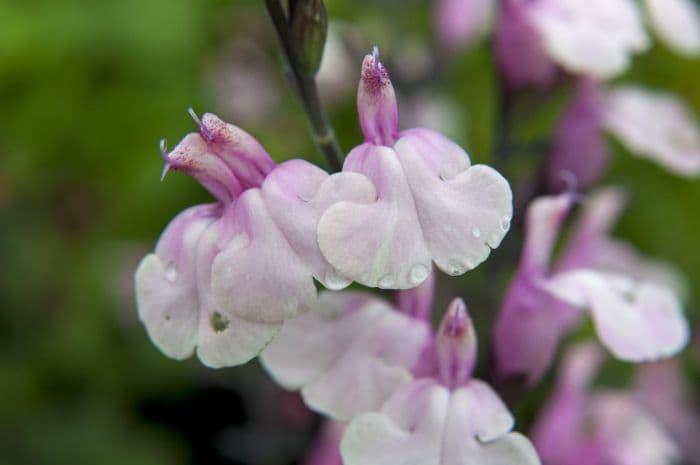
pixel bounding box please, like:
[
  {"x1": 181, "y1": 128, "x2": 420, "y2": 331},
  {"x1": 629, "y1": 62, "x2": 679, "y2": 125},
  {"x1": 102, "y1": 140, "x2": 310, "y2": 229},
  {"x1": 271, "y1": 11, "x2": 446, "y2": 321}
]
[{"x1": 1, "y1": 0, "x2": 698, "y2": 464}]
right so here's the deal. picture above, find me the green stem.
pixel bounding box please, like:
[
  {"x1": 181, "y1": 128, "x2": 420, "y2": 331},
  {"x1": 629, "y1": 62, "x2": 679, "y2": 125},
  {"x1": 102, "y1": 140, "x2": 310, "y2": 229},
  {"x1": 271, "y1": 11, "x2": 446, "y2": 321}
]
[{"x1": 264, "y1": 0, "x2": 343, "y2": 172}]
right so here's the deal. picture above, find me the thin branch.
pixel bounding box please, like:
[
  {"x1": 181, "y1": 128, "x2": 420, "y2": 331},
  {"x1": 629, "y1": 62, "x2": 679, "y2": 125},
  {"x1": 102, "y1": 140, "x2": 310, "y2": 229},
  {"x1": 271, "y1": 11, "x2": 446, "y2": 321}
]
[{"x1": 264, "y1": 0, "x2": 343, "y2": 172}]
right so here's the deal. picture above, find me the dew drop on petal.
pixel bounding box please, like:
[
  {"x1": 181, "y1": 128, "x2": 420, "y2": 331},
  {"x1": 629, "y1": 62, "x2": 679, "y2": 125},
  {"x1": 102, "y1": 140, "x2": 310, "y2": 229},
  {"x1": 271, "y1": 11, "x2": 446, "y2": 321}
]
[
  {"x1": 165, "y1": 262, "x2": 178, "y2": 282},
  {"x1": 408, "y1": 264, "x2": 429, "y2": 285},
  {"x1": 501, "y1": 219, "x2": 511, "y2": 231},
  {"x1": 378, "y1": 275, "x2": 395, "y2": 288},
  {"x1": 471, "y1": 226, "x2": 481, "y2": 238}
]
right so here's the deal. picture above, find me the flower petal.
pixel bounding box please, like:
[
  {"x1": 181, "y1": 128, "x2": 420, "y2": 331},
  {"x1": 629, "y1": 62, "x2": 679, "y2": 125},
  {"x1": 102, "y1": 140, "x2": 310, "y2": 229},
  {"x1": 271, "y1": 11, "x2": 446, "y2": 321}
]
[
  {"x1": 644, "y1": 0, "x2": 700, "y2": 57},
  {"x1": 262, "y1": 159, "x2": 376, "y2": 290},
  {"x1": 261, "y1": 292, "x2": 384, "y2": 389},
  {"x1": 444, "y1": 432, "x2": 540, "y2": 465},
  {"x1": 529, "y1": 0, "x2": 648, "y2": 78},
  {"x1": 196, "y1": 214, "x2": 280, "y2": 368},
  {"x1": 494, "y1": 0, "x2": 557, "y2": 88},
  {"x1": 590, "y1": 393, "x2": 681, "y2": 465},
  {"x1": 521, "y1": 193, "x2": 572, "y2": 274},
  {"x1": 210, "y1": 189, "x2": 317, "y2": 323},
  {"x1": 636, "y1": 360, "x2": 700, "y2": 461},
  {"x1": 318, "y1": 144, "x2": 432, "y2": 289},
  {"x1": 436, "y1": 0, "x2": 495, "y2": 49},
  {"x1": 396, "y1": 270, "x2": 435, "y2": 320},
  {"x1": 493, "y1": 279, "x2": 581, "y2": 386},
  {"x1": 342, "y1": 379, "x2": 540, "y2": 465},
  {"x1": 301, "y1": 312, "x2": 429, "y2": 420},
  {"x1": 135, "y1": 204, "x2": 219, "y2": 360},
  {"x1": 341, "y1": 379, "x2": 449, "y2": 465},
  {"x1": 395, "y1": 129, "x2": 513, "y2": 277},
  {"x1": 262, "y1": 292, "x2": 431, "y2": 420},
  {"x1": 546, "y1": 80, "x2": 608, "y2": 192},
  {"x1": 603, "y1": 86, "x2": 700, "y2": 177},
  {"x1": 449, "y1": 380, "x2": 515, "y2": 443},
  {"x1": 541, "y1": 270, "x2": 689, "y2": 361}
]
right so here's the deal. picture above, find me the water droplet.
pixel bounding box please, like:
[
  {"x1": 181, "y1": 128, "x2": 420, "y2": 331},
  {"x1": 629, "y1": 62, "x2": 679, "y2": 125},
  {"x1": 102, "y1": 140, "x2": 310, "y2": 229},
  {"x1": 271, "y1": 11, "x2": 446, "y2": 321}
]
[
  {"x1": 324, "y1": 272, "x2": 351, "y2": 291},
  {"x1": 501, "y1": 219, "x2": 511, "y2": 231},
  {"x1": 408, "y1": 264, "x2": 429, "y2": 285},
  {"x1": 210, "y1": 311, "x2": 230, "y2": 333},
  {"x1": 165, "y1": 262, "x2": 178, "y2": 282},
  {"x1": 471, "y1": 226, "x2": 481, "y2": 238},
  {"x1": 447, "y1": 260, "x2": 466, "y2": 276},
  {"x1": 378, "y1": 275, "x2": 395, "y2": 288}
]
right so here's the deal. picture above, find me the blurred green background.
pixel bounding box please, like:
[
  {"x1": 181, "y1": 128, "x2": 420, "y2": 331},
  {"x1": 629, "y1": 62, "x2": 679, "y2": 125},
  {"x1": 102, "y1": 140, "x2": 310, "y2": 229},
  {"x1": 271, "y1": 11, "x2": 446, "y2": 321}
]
[{"x1": 1, "y1": 0, "x2": 698, "y2": 464}]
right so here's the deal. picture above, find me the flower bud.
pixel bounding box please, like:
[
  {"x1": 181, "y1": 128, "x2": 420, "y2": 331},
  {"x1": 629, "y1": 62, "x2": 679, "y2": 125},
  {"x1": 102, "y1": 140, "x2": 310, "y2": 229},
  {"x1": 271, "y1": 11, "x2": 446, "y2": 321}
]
[
  {"x1": 357, "y1": 47, "x2": 399, "y2": 146},
  {"x1": 436, "y1": 298, "x2": 477, "y2": 389},
  {"x1": 163, "y1": 111, "x2": 276, "y2": 204},
  {"x1": 290, "y1": 0, "x2": 328, "y2": 75}
]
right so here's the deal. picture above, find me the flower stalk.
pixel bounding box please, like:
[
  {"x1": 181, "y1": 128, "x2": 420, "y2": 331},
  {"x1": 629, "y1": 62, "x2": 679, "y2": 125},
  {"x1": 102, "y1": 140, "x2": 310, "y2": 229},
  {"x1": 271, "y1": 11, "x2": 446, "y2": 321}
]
[{"x1": 264, "y1": 0, "x2": 343, "y2": 172}]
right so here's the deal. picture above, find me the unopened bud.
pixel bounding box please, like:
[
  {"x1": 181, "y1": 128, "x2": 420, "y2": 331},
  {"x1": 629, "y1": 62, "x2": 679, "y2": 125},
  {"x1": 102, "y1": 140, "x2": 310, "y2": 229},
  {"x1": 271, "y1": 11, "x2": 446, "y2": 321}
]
[
  {"x1": 436, "y1": 298, "x2": 477, "y2": 389},
  {"x1": 290, "y1": 0, "x2": 328, "y2": 75},
  {"x1": 357, "y1": 47, "x2": 399, "y2": 146}
]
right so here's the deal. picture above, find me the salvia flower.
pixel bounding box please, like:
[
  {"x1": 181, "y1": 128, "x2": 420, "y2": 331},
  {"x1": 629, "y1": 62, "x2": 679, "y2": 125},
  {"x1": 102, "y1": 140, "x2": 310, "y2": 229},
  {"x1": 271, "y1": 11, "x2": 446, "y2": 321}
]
[
  {"x1": 546, "y1": 79, "x2": 608, "y2": 192},
  {"x1": 493, "y1": 188, "x2": 689, "y2": 385},
  {"x1": 602, "y1": 85, "x2": 700, "y2": 177},
  {"x1": 495, "y1": 0, "x2": 648, "y2": 86},
  {"x1": 135, "y1": 112, "x2": 375, "y2": 367},
  {"x1": 643, "y1": 0, "x2": 700, "y2": 57},
  {"x1": 317, "y1": 49, "x2": 513, "y2": 289},
  {"x1": 635, "y1": 360, "x2": 700, "y2": 464},
  {"x1": 341, "y1": 299, "x2": 541, "y2": 465},
  {"x1": 547, "y1": 81, "x2": 700, "y2": 190},
  {"x1": 532, "y1": 344, "x2": 681, "y2": 465},
  {"x1": 494, "y1": 0, "x2": 559, "y2": 88},
  {"x1": 435, "y1": 0, "x2": 495, "y2": 50},
  {"x1": 261, "y1": 277, "x2": 435, "y2": 421}
]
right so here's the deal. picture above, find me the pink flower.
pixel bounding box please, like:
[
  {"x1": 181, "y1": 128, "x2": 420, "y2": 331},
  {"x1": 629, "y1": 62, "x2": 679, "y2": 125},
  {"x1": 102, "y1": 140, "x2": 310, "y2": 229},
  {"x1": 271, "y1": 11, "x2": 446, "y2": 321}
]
[
  {"x1": 532, "y1": 344, "x2": 681, "y2": 465},
  {"x1": 317, "y1": 49, "x2": 513, "y2": 289},
  {"x1": 602, "y1": 86, "x2": 700, "y2": 177},
  {"x1": 643, "y1": 0, "x2": 700, "y2": 57},
  {"x1": 494, "y1": 0, "x2": 558, "y2": 88},
  {"x1": 261, "y1": 277, "x2": 435, "y2": 421},
  {"x1": 435, "y1": 0, "x2": 495, "y2": 50},
  {"x1": 495, "y1": 0, "x2": 648, "y2": 86},
  {"x1": 547, "y1": 81, "x2": 700, "y2": 189},
  {"x1": 341, "y1": 299, "x2": 541, "y2": 465},
  {"x1": 635, "y1": 360, "x2": 700, "y2": 464},
  {"x1": 135, "y1": 112, "x2": 374, "y2": 367},
  {"x1": 493, "y1": 189, "x2": 689, "y2": 385},
  {"x1": 546, "y1": 79, "x2": 608, "y2": 192}
]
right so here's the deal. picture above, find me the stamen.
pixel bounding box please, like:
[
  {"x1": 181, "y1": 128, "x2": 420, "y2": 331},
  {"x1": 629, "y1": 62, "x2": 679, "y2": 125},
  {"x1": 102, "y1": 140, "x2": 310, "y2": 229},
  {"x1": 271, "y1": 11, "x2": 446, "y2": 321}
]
[
  {"x1": 188, "y1": 107, "x2": 214, "y2": 141},
  {"x1": 187, "y1": 107, "x2": 203, "y2": 127},
  {"x1": 159, "y1": 138, "x2": 171, "y2": 181},
  {"x1": 371, "y1": 45, "x2": 382, "y2": 79}
]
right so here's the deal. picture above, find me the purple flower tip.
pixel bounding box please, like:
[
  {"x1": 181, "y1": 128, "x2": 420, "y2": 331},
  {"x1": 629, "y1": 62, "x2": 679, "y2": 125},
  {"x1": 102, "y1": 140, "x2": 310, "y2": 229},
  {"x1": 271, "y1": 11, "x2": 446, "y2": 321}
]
[
  {"x1": 357, "y1": 47, "x2": 399, "y2": 145},
  {"x1": 436, "y1": 298, "x2": 478, "y2": 389}
]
